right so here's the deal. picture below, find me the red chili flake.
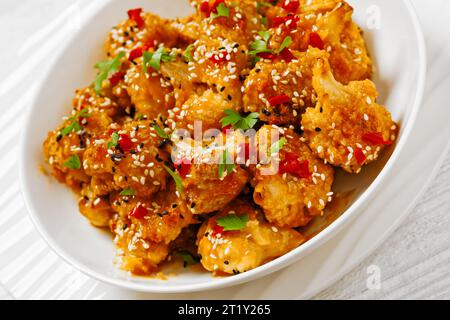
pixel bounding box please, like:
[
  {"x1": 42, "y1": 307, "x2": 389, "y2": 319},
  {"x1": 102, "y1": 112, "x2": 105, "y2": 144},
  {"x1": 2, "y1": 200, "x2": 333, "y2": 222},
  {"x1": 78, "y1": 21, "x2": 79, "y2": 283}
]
[
  {"x1": 109, "y1": 71, "x2": 125, "y2": 86},
  {"x1": 282, "y1": 0, "x2": 299, "y2": 13},
  {"x1": 271, "y1": 14, "x2": 299, "y2": 29},
  {"x1": 175, "y1": 160, "x2": 192, "y2": 178},
  {"x1": 354, "y1": 148, "x2": 366, "y2": 165},
  {"x1": 279, "y1": 48, "x2": 295, "y2": 62},
  {"x1": 118, "y1": 134, "x2": 134, "y2": 152},
  {"x1": 127, "y1": 8, "x2": 145, "y2": 29},
  {"x1": 129, "y1": 204, "x2": 148, "y2": 219},
  {"x1": 200, "y1": 1, "x2": 211, "y2": 16},
  {"x1": 143, "y1": 40, "x2": 156, "y2": 51},
  {"x1": 257, "y1": 52, "x2": 277, "y2": 60},
  {"x1": 268, "y1": 94, "x2": 291, "y2": 106},
  {"x1": 309, "y1": 32, "x2": 324, "y2": 50},
  {"x1": 362, "y1": 132, "x2": 392, "y2": 146},
  {"x1": 212, "y1": 224, "x2": 225, "y2": 237},
  {"x1": 129, "y1": 47, "x2": 143, "y2": 61},
  {"x1": 209, "y1": 50, "x2": 228, "y2": 64},
  {"x1": 280, "y1": 152, "x2": 311, "y2": 179}
]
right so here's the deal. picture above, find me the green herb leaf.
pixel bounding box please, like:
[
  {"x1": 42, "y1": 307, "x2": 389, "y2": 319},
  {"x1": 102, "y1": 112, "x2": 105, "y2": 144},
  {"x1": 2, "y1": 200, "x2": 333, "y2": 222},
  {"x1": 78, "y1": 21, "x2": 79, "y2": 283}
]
[
  {"x1": 261, "y1": 16, "x2": 268, "y2": 27},
  {"x1": 120, "y1": 187, "x2": 136, "y2": 196},
  {"x1": 183, "y1": 44, "x2": 195, "y2": 63},
  {"x1": 178, "y1": 251, "x2": 200, "y2": 267},
  {"x1": 63, "y1": 154, "x2": 81, "y2": 170},
  {"x1": 61, "y1": 108, "x2": 90, "y2": 137},
  {"x1": 152, "y1": 123, "x2": 170, "y2": 139},
  {"x1": 164, "y1": 165, "x2": 183, "y2": 194},
  {"x1": 108, "y1": 132, "x2": 119, "y2": 149},
  {"x1": 143, "y1": 47, "x2": 174, "y2": 73},
  {"x1": 217, "y1": 214, "x2": 249, "y2": 231},
  {"x1": 218, "y1": 149, "x2": 236, "y2": 178},
  {"x1": 220, "y1": 110, "x2": 259, "y2": 130},
  {"x1": 276, "y1": 36, "x2": 293, "y2": 53},
  {"x1": 211, "y1": 3, "x2": 230, "y2": 19},
  {"x1": 269, "y1": 137, "x2": 287, "y2": 155},
  {"x1": 93, "y1": 52, "x2": 125, "y2": 94},
  {"x1": 249, "y1": 31, "x2": 272, "y2": 57}
]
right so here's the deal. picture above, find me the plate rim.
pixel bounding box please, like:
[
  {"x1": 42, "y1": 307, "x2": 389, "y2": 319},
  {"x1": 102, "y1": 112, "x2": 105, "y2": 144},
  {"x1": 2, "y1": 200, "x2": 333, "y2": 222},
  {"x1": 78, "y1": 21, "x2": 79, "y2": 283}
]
[{"x1": 18, "y1": 0, "x2": 427, "y2": 293}]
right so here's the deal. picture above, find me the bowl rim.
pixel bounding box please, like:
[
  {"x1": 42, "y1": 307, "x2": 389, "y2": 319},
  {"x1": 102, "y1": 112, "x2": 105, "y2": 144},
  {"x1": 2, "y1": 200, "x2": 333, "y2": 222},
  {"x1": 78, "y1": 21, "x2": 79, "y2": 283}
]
[{"x1": 19, "y1": 0, "x2": 427, "y2": 293}]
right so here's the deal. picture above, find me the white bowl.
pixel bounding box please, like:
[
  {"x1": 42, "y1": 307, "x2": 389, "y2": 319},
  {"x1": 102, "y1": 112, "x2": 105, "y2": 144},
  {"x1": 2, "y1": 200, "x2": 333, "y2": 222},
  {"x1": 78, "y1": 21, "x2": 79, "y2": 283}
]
[{"x1": 20, "y1": 0, "x2": 426, "y2": 293}]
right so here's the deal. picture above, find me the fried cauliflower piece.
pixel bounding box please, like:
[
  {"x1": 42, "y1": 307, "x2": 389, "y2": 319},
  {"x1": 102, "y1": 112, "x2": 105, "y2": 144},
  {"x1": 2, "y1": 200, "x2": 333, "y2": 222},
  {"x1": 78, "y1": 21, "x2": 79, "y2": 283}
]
[
  {"x1": 105, "y1": 11, "x2": 189, "y2": 58},
  {"x1": 110, "y1": 183, "x2": 195, "y2": 245},
  {"x1": 169, "y1": 89, "x2": 237, "y2": 131},
  {"x1": 243, "y1": 48, "x2": 326, "y2": 125},
  {"x1": 197, "y1": 200, "x2": 305, "y2": 274},
  {"x1": 124, "y1": 61, "x2": 175, "y2": 119},
  {"x1": 83, "y1": 120, "x2": 169, "y2": 198},
  {"x1": 190, "y1": 0, "x2": 263, "y2": 46},
  {"x1": 111, "y1": 216, "x2": 169, "y2": 275},
  {"x1": 78, "y1": 194, "x2": 114, "y2": 228},
  {"x1": 302, "y1": 58, "x2": 397, "y2": 173},
  {"x1": 267, "y1": 1, "x2": 372, "y2": 84},
  {"x1": 252, "y1": 125, "x2": 334, "y2": 228}
]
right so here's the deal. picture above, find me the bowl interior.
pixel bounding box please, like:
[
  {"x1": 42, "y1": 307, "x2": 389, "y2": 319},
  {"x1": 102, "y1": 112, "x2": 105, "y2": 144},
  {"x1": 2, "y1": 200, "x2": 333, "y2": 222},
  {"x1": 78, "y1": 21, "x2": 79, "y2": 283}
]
[{"x1": 21, "y1": 0, "x2": 424, "y2": 292}]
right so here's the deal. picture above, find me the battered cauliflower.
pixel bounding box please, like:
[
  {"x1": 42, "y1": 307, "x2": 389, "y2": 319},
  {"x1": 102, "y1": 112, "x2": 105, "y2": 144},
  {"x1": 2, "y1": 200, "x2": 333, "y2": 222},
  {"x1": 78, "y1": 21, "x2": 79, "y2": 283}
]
[{"x1": 302, "y1": 57, "x2": 397, "y2": 173}]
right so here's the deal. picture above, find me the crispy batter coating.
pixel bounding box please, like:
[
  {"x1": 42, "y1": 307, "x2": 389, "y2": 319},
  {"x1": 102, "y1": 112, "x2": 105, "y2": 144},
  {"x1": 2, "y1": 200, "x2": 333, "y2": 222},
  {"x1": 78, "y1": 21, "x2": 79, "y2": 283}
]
[
  {"x1": 252, "y1": 126, "x2": 334, "y2": 228},
  {"x1": 197, "y1": 199, "x2": 305, "y2": 274},
  {"x1": 302, "y1": 57, "x2": 397, "y2": 173},
  {"x1": 243, "y1": 48, "x2": 326, "y2": 125}
]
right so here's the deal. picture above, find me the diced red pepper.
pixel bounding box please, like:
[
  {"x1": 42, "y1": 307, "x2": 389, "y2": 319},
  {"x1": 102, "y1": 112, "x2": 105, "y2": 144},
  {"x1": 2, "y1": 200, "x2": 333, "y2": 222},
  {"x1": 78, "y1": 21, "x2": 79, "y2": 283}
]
[
  {"x1": 212, "y1": 224, "x2": 225, "y2": 237},
  {"x1": 127, "y1": 8, "x2": 145, "y2": 29},
  {"x1": 362, "y1": 132, "x2": 392, "y2": 146},
  {"x1": 209, "y1": 50, "x2": 228, "y2": 64},
  {"x1": 222, "y1": 125, "x2": 233, "y2": 134},
  {"x1": 268, "y1": 94, "x2": 291, "y2": 106},
  {"x1": 257, "y1": 52, "x2": 277, "y2": 60},
  {"x1": 175, "y1": 160, "x2": 192, "y2": 178},
  {"x1": 282, "y1": 0, "x2": 300, "y2": 13},
  {"x1": 309, "y1": 32, "x2": 324, "y2": 50},
  {"x1": 354, "y1": 148, "x2": 366, "y2": 165},
  {"x1": 129, "y1": 47, "x2": 143, "y2": 61},
  {"x1": 238, "y1": 142, "x2": 255, "y2": 164},
  {"x1": 200, "y1": 1, "x2": 211, "y2": 16},
  {"x1": 118, "y1": 134, "x2": 134, "y2": 152},
  {"x1": 279, "y1": 152, "x2": 311, "y2": 179},
  {"x1": 271, "y1": 14, "x2": 299, "y2": 29},
  {"x1": 143, "y1": 40, "x2": 156, "y2": 51},
  {"x1": 109, "y1": 71, "x2": 125, "y2": 86},
  {"x1": 129, "y1": 204, "x2": 148, "y2": 219},
  {"x1": 279, "y1": 48, "x2": 295, "y2": 62}
]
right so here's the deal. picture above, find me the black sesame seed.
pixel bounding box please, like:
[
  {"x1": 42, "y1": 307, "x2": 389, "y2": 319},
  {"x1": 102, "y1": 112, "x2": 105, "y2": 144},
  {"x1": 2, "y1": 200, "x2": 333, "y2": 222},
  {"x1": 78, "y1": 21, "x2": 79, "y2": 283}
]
[
  {"x1": 315, "y1": 127, "x2": 322, "y2": 132},
  {"x1": 56, "y1": 134, "x2": 63, "y2": 142},
  {"x1": 224, "y1": 260, "x2": 229, "y2": 265}
]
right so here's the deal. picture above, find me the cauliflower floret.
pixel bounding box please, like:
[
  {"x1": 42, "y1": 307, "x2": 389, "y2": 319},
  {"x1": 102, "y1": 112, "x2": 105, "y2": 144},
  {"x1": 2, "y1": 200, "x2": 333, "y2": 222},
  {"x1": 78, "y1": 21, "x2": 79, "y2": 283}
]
[
  {"x1": 111, "y1": 216, "x2": 169, "y2": 276},
  {"x1": 302, "y1": 57, "x2": 397, "y2": 173},
  {"x1": 78, "y1": 194, "x2": 114, "y2": 228},
  {"x1": 243, "y1": 48, "x2": 326, "y2": 125},
  {"x1": 197, "y1": 199, "x2": 304, "y2": 274},
  {"x1": 252, "y1": 125, "x2": 334, "y2": 228}
]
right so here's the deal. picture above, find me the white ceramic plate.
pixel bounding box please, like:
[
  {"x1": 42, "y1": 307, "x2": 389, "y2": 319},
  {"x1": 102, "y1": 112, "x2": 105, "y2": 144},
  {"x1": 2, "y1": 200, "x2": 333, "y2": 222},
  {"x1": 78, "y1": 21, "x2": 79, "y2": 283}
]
[{"x1": 19, "y1": 0, "x2": 426, "y2": 293}]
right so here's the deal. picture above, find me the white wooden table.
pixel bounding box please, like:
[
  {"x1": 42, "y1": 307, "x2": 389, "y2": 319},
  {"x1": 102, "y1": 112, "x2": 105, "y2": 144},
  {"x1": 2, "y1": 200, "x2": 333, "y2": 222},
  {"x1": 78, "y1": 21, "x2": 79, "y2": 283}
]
[{"x1": 0, "y1": 0, "x2": 449, "y2": 300}]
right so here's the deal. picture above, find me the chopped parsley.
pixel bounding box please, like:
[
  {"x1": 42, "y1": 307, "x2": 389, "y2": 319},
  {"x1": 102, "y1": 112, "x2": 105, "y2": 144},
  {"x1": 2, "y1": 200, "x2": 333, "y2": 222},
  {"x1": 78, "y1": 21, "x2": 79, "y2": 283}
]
[
  {"x1": 63, "y1": 154, "x2": 81, "y2": 170},
  {"x1": 178, "y1": 250, "x2": 200, "y2": 267},
  {"x1": 211, "y1": 3, "x2": 230, "y2": 19},
  {"x1": 120, "y1": 187, "x2": 136, "y2": 196},
  {"x1": 164, "y1": 165, "x2": 183, "y2": 194},
  {"x1": 93, "y1": 52, "x2": 125, "y2": 94},
  {"x1": 217, "y1": 214, "x2": 249, "y2": 231},
  {"x1": 269, "y1": 137, "x2": 287, "y2": 155},
  {"x1": 143, "y1": 46, "x2": 174, "y2": 73},
  {"x1": 108, "y1": 132, "x2": 119, "y2": 149},
  {"x1": 218, "y1": 149, "x2": 236, "y2": 178},
  {"x1": 276, "y1": 36, "x2": 292, "y2": 53},
  {"x1": 152, "y1": 123, "x2": 170, "y2": 139},
  {"x1": 249, "y1": 31, "x2": 272, "y2": 57},
  {"x1": 61, "y1": 108, "x2": 90, "y2": 137},
  {"x1": 220, "y1": 109, "x2": 259, "y2": 130},
  {"x1": 183, "y1": 44, "x2": 195, "y2": 63}
]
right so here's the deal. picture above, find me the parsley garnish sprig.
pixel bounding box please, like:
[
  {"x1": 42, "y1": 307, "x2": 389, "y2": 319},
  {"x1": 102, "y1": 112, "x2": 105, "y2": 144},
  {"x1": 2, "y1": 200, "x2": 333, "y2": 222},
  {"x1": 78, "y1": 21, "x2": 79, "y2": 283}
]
[
  {"x1": 220, "y1": 110, "x2": 259, "y2": 130},
  {"x1": 211, "y1": 3, "x2": 230, "y2": 19},
  {"x1": 143, "y1": 46, "x2": 174, "y2": 73},
  {"x1": 249, "y1": 31, "x2": 293, "y2": 59},
  {"x1": 164, "y1": 165, "x2": 183, "y2": 194},
  {"x1": 63, "y1": 154, "x2": 81, "y2": 170},
  {"x1": 120, "y1": 187, "x2": 136, "y2": 196},
  {"x1": 217, "y1": 214, "x2": 249, "y2": 231},
  {"x1": 218, "y1": 149, "x2": 236, "y2": 178},
  {"x1": 93, "y1": 52, "x2": 125, "y2": 94},
  {"x1": 61, "y1": 108, "x2": 90, "y2": 137}
]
